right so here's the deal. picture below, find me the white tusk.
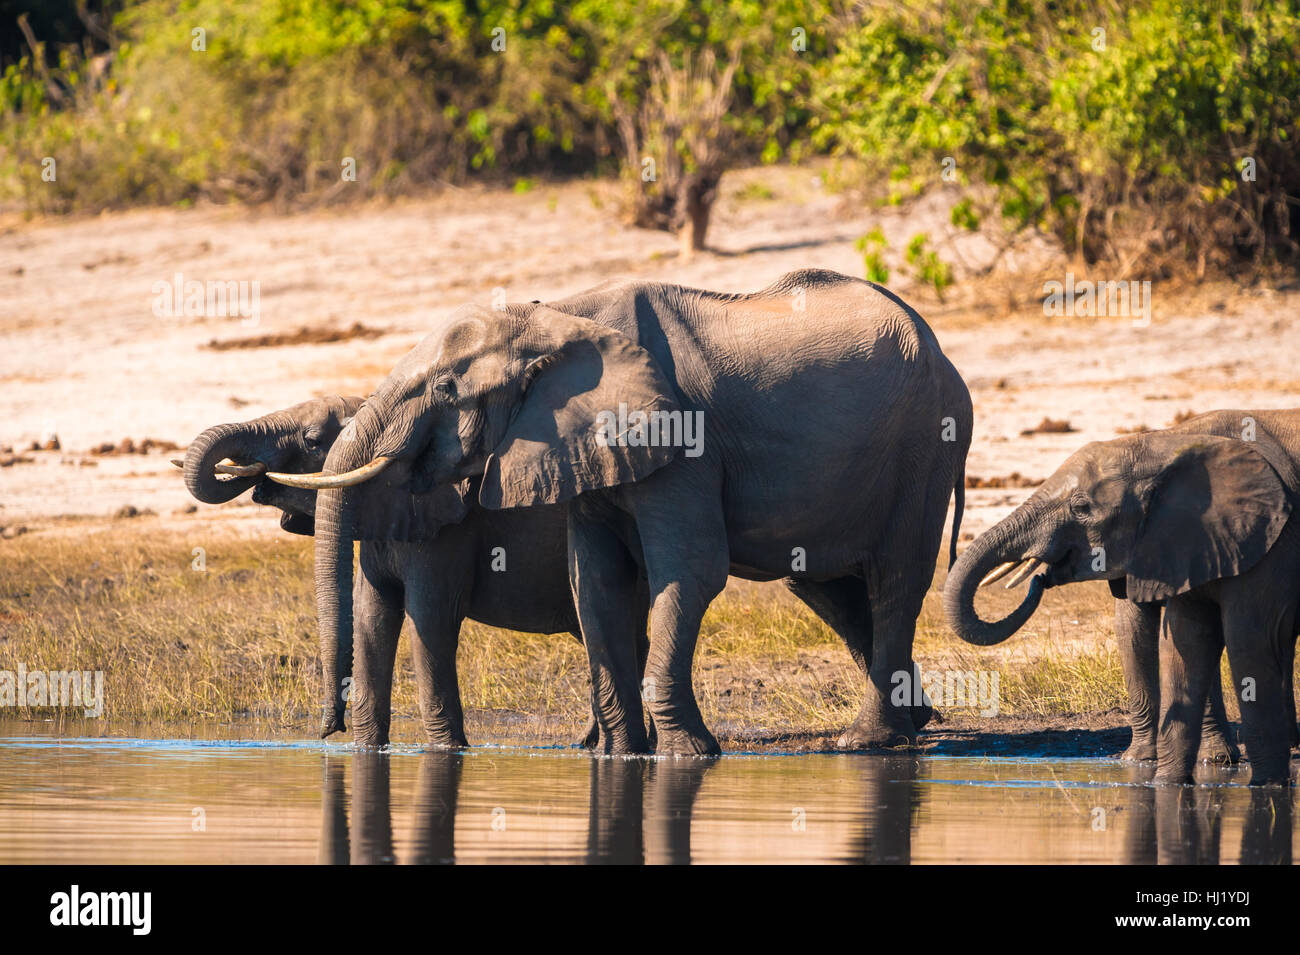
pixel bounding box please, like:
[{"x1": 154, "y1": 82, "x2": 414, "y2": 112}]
[
  {"x1": 170, "y1": 459, "x2": 184, "y2": 469},
  {"x1": 214, "y1": 459, "x2": 267, "y2": 477},
  {"x1": 1004, "y1": 559, "x2": 1046, "y2": 589},
  {"x1": 265, "y1": 456, "x2": 393, "y2": 489},
  {"x1": 979, "y1": 561, "x2": 1021, "y2": 588}
]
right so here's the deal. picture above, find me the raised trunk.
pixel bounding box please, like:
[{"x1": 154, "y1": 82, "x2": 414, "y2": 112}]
[
  {"x1": 183, "y1": 422, "x2": 264, "y2": 503},
  {"x1": 942, "y1": 509, "x2": 1045, "y2": 646}
]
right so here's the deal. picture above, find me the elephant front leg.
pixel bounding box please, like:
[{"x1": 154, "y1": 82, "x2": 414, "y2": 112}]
[
  {"x1": 351, "y1": 574, "x2": 405, "y2": 748},
  {"x1": 1115, "y1": 598, "x2": 1160, "y2": 761},
  {"x1": 407, "y1": 614, "x2": 469, "y2": 749},
  {"x1": 569, "y1": 515, "x2": 650, "y2": 755},
  {"x1": 1154, "y1": 600, "x2": 1219, "y2": 784}
]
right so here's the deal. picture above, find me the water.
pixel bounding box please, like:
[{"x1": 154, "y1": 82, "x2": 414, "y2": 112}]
[{"x1": 0, "y1": 733, "x2": 1293, "y2": 863}]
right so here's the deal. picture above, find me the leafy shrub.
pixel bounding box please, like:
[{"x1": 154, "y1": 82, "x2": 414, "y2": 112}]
[{"x1": 815, "y1": 0, "x2": 1300, "y2": 275}]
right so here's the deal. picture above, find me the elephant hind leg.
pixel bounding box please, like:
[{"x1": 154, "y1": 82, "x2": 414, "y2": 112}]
[
  {"x1": 1223, "y1": 606, "x2": 1295, "y2": 786},
  {"x1": 787, "y1": 576, "x2": 931, "y2": 737}
]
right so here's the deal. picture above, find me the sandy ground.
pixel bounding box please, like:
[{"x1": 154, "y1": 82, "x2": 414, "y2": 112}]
[{"x1": 3, "y1": 163, "x2": 1298, "y2": 550}]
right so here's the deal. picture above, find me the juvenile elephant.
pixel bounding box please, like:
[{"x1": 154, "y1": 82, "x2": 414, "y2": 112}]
[
  {"x1": 944, "y1": 409, "x2": 1300, "y2": 785},
  {"x1": 182, "y1": 396, "x2": 650, "y2": 747},
  {"x1": 268, "y1": 270, "x2": 971, "y2": 754}
]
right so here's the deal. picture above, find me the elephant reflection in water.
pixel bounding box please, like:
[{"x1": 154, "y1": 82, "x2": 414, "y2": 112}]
[
  {"x1": 843, "y1": 756, "x2": 923, "y2": 865},
  {"x1": 318, "y1": 753, "x2": 714, "y2": 865},
  {"x1": 1119, "y1": 764, "x2": 1293, "y2": 865}
]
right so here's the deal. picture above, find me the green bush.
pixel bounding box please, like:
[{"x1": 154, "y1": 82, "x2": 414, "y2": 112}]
[
  {"x1": 0, "y1": 0, "x2": 833, "y2": 213},
  {"x1": 814, "y1": 0, "x2": 1300, "y2": 274}
]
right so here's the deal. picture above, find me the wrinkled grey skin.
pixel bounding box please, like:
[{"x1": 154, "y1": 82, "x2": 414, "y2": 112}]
[
  {"x1": 945, "y1": 410, "x2": 1300, "y2": 785},
  {"x1": 307, "y1": 270, "x2": 970, "y2": 755},
  {"x1": 184, "y1": 396, "x2": 650, "y2": 748}
]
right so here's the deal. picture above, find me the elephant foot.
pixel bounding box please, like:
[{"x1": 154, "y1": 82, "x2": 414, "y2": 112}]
[
  {"x1": 1197, "y1": 733, "x2": 1240, "y2": 766},
  {"x1": 573, "y1": 718, "x2": 600, "y2": 750},
  {"x1": 1121, "y1": 737, "x2": 1157, "y2": 762},
  {"x1": 422, "y1": 727, "x2": 468, "y2": 749},
  {"x1": 651, "y1": 724, "x2": 721, "y2": 756},
  {"x1": 837, "y1": 714, "x2": 916, "y2": 751},
  {"x1": 319, "y1": 704, "x2": 347, "y2": 739}
]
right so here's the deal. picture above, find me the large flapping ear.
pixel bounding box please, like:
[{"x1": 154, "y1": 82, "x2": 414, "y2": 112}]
[
  {"x1": 1127, "y1": 435, "x2": 1291, "y2": 602},
  {"x1": 478, "y1": 307, "x2": 683, "y2": 509}
]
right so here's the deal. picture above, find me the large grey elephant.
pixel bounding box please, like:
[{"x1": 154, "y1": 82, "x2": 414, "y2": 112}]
[
  {"x1": 268, "y1": 270, "x2": 972, "y2": 755},
  {"x1": 944, "y1": 409, "x2": 1300, "y2": 785},
  {"x1": 182, "y1": 396, "x2": 650, "y2": 747}
]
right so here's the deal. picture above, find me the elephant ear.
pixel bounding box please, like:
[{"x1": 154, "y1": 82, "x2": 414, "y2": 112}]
[
  {"x1": 351, "y1": 471, "x2": 472, "y2": 542},
  {"x1": 478, "y1": 307, "x2": 682, "y2": 509},
  {"x1": 1127, "y1": 436, "x2": 1291, "y2": 602}
]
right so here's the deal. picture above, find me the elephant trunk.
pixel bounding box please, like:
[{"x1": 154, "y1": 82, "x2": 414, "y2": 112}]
[
  {"x1": 183, "y1": 421, "x2": 266, "y2": 504},
  {"x1": 942, "y1": 506, "x2": 1046, "y2": 646},
  {"x1": 313, "y1": 404, "x2": 381, "y2": 738},
  {"x1": 314, "y1": 483, "x2": 355, "y2": 737}
]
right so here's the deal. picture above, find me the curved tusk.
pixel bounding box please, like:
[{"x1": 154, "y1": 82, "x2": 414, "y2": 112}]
[
  {"x1": 1004, "y1": 559, "x2": 1046, "y2": 590},
  {"x1": 214, "y1": 459, "x2": 267, "y2": 477},
  {"x1": 266, "y1": 456, "x2": 393, "y2": 489},
  {"x1": 979, "y1": 561, "x2": 1021, "y2": 589},
  {"x1": 170, "y1": 459, "x2": 184, "y2": 469}
]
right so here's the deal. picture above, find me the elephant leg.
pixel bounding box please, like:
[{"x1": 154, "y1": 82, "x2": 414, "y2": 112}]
[
  {"x1": 568, "y1": 512, "x2": 650, "y2": 755},
  {"x1": 636, "y1": 618, "x2": 658, "y2": 752},
  {"x1": 621, "y1": 496, "x2": 733, "y2": 758},
  {"x1": 575, "y1": 634, "x2": 601, "y2": 749},
  {"x1": 789, "y1": 576, "x2": 931, "y2": 736},
  {"x1": 403, "y1": 547, "x2": 470, "y2": 748},
  {"x1": 1114, "y1": 598, "x2": 1160, "y2": 761},
  {"x1": 1155, "y1": 599, "x2": 1219, "y2": 784},
  {"x1": 1198, "y1": 648, "x2": 1240, "y2": 765},
  {"x1": 575, "y1": 616, "x2": 655, "y2": 750},
  {"x1": 1222, "y1": 605, "x2": 1294, "y2": 786},
  {"x1": 407, "y1": 614, "x2": 468, "y2": 749},
  {"x1": 844, "y1": 583, "x2": 931, "y2": 749},
  {"x1": 350, "y1": 559, "x2": 405, "y2": 748}
]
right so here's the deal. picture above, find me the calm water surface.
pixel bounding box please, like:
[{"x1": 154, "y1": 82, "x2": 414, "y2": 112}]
[{"x1": 0, "y1": 733, "x2": 1293, "y2": 864}]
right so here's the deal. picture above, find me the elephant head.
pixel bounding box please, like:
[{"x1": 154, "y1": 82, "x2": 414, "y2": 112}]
[
  {"x1": 944, "y1": 432, "x2": 1292, "y2": 645},
  {"x1": 265, "y1": 303, "x2": 681, "y2": 737},
  {"x1": 182, "y1": 396, "x2": 366, "y2": 535}
]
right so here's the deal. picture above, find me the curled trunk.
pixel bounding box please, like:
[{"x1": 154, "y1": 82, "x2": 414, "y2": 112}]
[
  {"x1": 183, "y1": 422, "x2": 264, "y2": 504},
  {"x1": 942, "y1": 509, "x2": 1045, "y2": 646}
]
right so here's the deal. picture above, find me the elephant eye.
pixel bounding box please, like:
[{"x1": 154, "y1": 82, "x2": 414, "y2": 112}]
[
  {"x1": 303, "y1": 430, "x2": 323, "y2": 449},
  {"x1": 1070, "y1": 496, "x2": 1092, "y2": 518},
  {"x1": 432, "y1": 377, "x2": 458, "y2": 401}
]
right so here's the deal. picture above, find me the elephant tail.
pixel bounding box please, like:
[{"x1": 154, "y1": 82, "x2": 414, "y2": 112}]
[{"x1": 948, "y1": 463, "x2": 965, "y2": 570}]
